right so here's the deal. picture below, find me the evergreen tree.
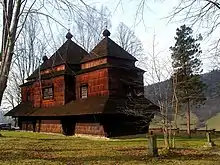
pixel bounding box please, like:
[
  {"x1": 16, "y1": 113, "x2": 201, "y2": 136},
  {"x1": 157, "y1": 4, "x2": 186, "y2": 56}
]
[{"x1": 170, "y1": 25, "x2": 206, "y2": 137}]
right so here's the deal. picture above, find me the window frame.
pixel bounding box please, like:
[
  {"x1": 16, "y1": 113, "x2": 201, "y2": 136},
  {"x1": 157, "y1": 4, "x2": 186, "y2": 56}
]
[
  {"x1": 42, "y1": 86, "x2": 54, "y2": 100},
  {"x1": 27, "y1": 91, "x2": 31, "y2": 101},
  {"x1": 80, "y1": 84, "x2": 88, "y2": 99}
]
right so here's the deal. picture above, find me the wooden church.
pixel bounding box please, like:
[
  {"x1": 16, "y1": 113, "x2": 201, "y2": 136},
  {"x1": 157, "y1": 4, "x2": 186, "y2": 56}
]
[{"x1": 5, "y1": 29, "x2": 159, "y2": 137}]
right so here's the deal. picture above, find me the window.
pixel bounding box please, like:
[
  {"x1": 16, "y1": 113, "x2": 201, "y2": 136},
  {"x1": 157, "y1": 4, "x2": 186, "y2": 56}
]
[
  {"x1": 80, "y1": 85, "x2": 88, "y2": 99},
  {"x1": 43, "y1": 87, "x2": 53, "y2": 99},
  {"x1": 27, "y1": 92, "x2": 31, "y2": 101}
]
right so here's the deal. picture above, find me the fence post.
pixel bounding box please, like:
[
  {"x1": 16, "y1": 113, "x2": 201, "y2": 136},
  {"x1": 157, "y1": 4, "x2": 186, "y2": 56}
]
[
  {"x1": 206, "y1": 132, "x2": 215, "y2": 147},
  {"x1": 148, "y1": 131, "x2": 158, "y2": 157}
]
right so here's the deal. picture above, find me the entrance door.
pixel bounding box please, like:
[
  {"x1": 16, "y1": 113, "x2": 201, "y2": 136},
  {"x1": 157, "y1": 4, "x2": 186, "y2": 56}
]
[{"x1": 61, "y1": 118, "x2": 76, "y2": 136}]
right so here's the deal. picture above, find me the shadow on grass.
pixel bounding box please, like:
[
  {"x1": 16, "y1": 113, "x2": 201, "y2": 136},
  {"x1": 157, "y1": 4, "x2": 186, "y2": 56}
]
[
  {"x1": 0, "y1": 148, "x2": 85, "y2": 152},
  {"x1": 2, "y1": 136, "x2": 85, "y2": 142},
  {"x1": 0, "y1": 150, "x2": 145, "y2": 162},
  {"x1": 116, "y1": 146, "x2": 146, "y2": 151},
  {"x1": 1, "y1": 148, "x2": 219, "y2": 164},
  {"x1": 157, "y1": 148, "x2": 220, "y2": 161}
]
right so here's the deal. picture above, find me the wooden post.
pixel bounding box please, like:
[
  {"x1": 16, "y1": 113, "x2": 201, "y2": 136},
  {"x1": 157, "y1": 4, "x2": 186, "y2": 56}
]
[
  {"x1": 148, "y1": 131, "x2": 158, "y2": 157},
  {"x1": 206, "y1": 132, "x2": 211, "y2": 143},
  {"x1": 206, "y1": 132, "x2": 215, "y2": 147}
]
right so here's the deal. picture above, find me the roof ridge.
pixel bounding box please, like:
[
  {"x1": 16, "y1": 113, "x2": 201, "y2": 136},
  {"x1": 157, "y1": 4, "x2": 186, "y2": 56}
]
[
  {"x1": 27, "y1": 39, "x2": 89, "y2": 80},
  {"x1": 81, "y1": 37, "x2": 137, "y2": 63}
]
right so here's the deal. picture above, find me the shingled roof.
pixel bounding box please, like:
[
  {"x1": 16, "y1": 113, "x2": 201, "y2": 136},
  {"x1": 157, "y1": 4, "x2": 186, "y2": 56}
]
[
  {"x1": 5, "y1": 96, "x2": 158, "y2": 117},
  {"x1": 27, "y1": 32, "x2": 89, "y2": 80},
  {"x1": 4, "y1": 102, "x2": 35, "y2": 117},
  {"x1": 81, "y1": 29, "x2": 137, "y2": 63}
]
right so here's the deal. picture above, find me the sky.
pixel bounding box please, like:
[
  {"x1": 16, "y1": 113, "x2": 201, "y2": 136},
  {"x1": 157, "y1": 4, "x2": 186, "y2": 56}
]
[
  {"x1": 0, "y1": 0, "x2": 217, "y2": 75},
  {"x1": 86, "y1": 0, "x2": 218, "y2": 75}
]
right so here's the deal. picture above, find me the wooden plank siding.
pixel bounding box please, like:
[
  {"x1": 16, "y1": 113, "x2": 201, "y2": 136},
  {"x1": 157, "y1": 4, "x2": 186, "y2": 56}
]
[
  {"x1": 81, "y1": 58, "x2": 107, "y2": 69},
  {"x1": 21, "y1": 86, "x2": 32, "y2": 102},
  {"x1": 75, "y1": 123, "x2": 105, "y2": 136},
  {"x1": 40, "y1": 65, "x2": 65, "y2": 75},
  {"x1": 76, "y1": 68, "x2": 109, "y2": 99},
  {"x1": 30, "y1": 76, "x2": 65, "y2": 108}
]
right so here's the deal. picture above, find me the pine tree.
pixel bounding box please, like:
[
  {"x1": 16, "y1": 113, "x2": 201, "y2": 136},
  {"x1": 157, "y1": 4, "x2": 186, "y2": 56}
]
[{"x1": 170, "y1": 25, "x2": 206, "y2": 137}]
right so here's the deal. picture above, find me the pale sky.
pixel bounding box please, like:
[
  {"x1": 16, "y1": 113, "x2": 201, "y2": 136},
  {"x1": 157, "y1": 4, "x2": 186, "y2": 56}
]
[
  {"x1": 0, "y1": 0, "x2": 218, "y2": 82},
  {"x1": 80, "y1": 0, "x2": 218, "y2": 85},
  {"x1": 85, "y1": 0, "x2": 217, "y2": 75}
]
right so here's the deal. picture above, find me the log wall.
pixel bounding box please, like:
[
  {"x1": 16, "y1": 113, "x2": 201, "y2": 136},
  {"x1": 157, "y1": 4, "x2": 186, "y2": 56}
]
[
  {"x1": 108, "y1": 68, "x2": 144, "y2": 96},
  {"x1": 65, "y1": 75, "x2": 76, "y2": 103},
  {"x1": 21, "y1": 86, "x2": 32, "y2": 102},
  {"x1": 32, "y1": 76, "x2": 65, "y2": 108},
  {"x1": 75, "y1": 123, "x2": 105, "y2": 136},
  {"x1": 40, "y1": 65, "x2": 65, "y2": 75},
  {"x1": 21, "y1": 120, "x2": 62, "y2": 133},
  {"x1": 76, "y1": 68, "x2": 109, "y2": 99},
  {"x1": 39, "y1": 123, "x2": 62, "y2": 133},
  {"x1": 81, "y1": 58, "x2": 107, "y2": 69}
]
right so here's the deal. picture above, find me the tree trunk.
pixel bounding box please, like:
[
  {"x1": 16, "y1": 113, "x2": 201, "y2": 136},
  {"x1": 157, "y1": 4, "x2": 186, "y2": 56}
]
[
  {"x1": 172, "y1": 101, "x2": 178, "y2": 148},
  {"x1": 163, "y1": 104, "x2": 169, "y2": 149},
  {"x1": 164, "y1": 126, "x2": 169, "y2": 149},
  {"x1": 186, "y1": 100, "x2": 191, "y2": 138},
  {"x1": 0, "y1": 78, "x2": 7, "y2": 104},
  {"x1": 0, "y1": 0, "x2": 22, "y2": 105}
]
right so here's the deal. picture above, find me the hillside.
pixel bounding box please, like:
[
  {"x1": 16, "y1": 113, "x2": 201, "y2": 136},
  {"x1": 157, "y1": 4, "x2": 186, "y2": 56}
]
[{"x1": 145, "y1": 70, "x2": 220, "y2": 129}]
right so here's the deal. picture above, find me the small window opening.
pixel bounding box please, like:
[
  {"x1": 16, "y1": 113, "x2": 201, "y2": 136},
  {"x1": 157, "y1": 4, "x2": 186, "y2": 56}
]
[
  {"x1": 43, "y1": 87, "x2": 53, "y2": 99},
  {"x1": 80, "y1": 85, "x2": 88, "y2": 99},
  {"x1": 27, "y1": 92, "x2": 31, "y2": 101}
]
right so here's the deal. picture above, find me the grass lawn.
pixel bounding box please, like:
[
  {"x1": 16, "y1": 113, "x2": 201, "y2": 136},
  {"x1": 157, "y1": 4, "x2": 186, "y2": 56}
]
[
  {"x1": 1, "y1": 131, "x2": 220, "y2": 165},
  {"x1": 206, "y1": 113, "x2": 220, "y2": 131}
]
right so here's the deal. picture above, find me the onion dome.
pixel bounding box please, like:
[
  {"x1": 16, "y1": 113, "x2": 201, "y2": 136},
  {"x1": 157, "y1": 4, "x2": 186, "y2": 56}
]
[
  {"x1": 66, "y1": 31, "x2": 73, "y2": 40},
  {"x1": 103, "y1": 29, "x2": 111, "y2": 37}
]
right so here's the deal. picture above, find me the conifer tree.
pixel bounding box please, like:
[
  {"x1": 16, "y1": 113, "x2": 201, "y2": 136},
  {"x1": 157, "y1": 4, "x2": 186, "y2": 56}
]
[{"x1": 170, "y1": 25, "x2": 206, "y2": 137}]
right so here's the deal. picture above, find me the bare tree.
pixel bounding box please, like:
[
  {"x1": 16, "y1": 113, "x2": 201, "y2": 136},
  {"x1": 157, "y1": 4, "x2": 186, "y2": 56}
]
[
  {"x1": 167, "y1": 0, "x2": 220, "y2": 67},
  {"x1": 3, "y1": 14, "x2": 47, "y2": 109},
  {"x1": 144, "y1": 33, "x2": 174, "y2": 149},
  {"x1": 73, "y1": 6, "x2": 112, "y2": 52},
  {"x1": 0, "y1": 0, "x2": 95, "y2": 105},
  {"x1": 118, "y1": 32, "x2": 175, "y2": 149},
  {"x1": 115, "y1": 22, "x2": 145, "y2": 60}
]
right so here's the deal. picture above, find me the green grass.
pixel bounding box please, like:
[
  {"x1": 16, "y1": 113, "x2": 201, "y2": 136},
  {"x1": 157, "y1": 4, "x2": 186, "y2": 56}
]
[
  {"x1": 150, "y1": 112, "x2": 199, "y2": 129},
  {"x1": 206, "y1": 113, "x2": 220, "y2": 131},
  {"x1": 1, "y1": 131, "x2": 220, "y2": 164}
]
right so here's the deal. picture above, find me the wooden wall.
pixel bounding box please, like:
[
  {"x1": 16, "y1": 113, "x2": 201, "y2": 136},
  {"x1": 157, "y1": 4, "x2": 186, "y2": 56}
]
[
  {"x1": 108, "y1": 68, "x2": 144, "y2": 97},
  {"x1": 31, "y1": 75, "x2": 65, "y2": 108},
  {"x1": 75, "y1": 123, "x2": 105, "y2": 136},
  {"x1": 40, "y1": 65, "x2": 65, "y2": 75},
  {"x1": 19, "y1": 119, "x2": 105, "y2": 136},
  {"x1": 39, "y1": 123, "x2": 62, "y2": 133},
  {"x1": 81, "y1": 58, "x2": 107, "y2": 69},
  {"x1": 107, "y1": 58, "x2": 135, "y2": 67},
  {"x1": 21, "y1": 86, "x2": 32, "y2": 102},
  {"x1": 65, "y1": 75, "x2": 76, "y2": 103},
  {"x1": 20, "y1": 120, "x2": 62, "y2": 133},
  {"x1": 18, "y1": 115, "x2": 150, "y2": 137},
  {"x1": 76, "y1": 68, "x2": 109, "y2": 99}
]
